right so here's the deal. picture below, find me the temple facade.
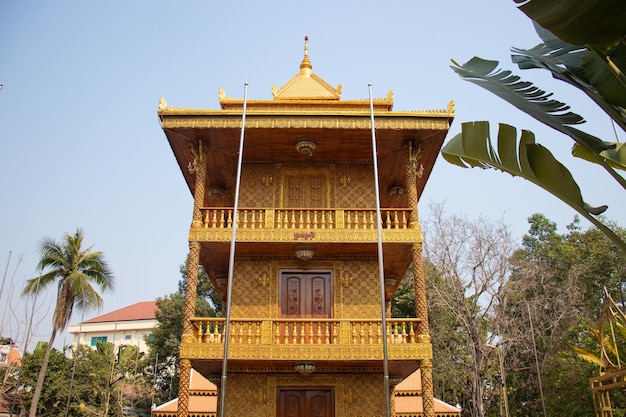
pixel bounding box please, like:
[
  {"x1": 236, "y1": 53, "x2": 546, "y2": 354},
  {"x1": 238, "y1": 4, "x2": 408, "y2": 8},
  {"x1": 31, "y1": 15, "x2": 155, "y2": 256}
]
[{"x1": 158, "y1": 38, "x2": 455, "y2": 417}]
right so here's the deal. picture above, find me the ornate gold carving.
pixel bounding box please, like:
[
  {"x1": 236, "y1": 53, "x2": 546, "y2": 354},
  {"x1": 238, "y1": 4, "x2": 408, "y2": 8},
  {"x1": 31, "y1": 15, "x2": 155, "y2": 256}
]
[
  {"x1": 230, "y1": 261, "x2": 271, "y2": 318},
  {"x1": 160, "y1": 114, "x2": 452, "y2": 130},
  {"x1": 158, "y1": 96, "x2": 167, "y2": 110},
  {"x1": 182, "y1": 241, "x2": 201, "y2": 335},
  {"x1": 420, "y1": 359, "x2": 435, "y2": 417},
  {"x1": 342, "y1": 271, "x2": 353, "y2": 287},
  {"x1": 177, "y1": 359, "x2": 192, "y2": 417},
  {"x1": 258, "y1": 272, "x2": 269, "y2": 288},
  {"x1": 240, "y1": 163, "x2": 274, "y2": 207},
  {"x1": 448, "y1": 99, "x2": 456, "y2": 114}
]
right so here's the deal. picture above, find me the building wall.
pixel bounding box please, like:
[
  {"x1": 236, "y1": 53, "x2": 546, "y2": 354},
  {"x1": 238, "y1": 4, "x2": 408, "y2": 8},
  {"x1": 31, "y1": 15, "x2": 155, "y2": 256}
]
[
  {"x1": 68, "y1": 319, "x2": 156, "y2": 353},
  {"x1": 223, "y1": 372, "x2": 386, "y2": 417},
  {"x1": 238, "y1": 162, "x2": 375, "y2": 209},
  {"x1": 229, "y1": 259, "x2": 382, "y2": 320}
]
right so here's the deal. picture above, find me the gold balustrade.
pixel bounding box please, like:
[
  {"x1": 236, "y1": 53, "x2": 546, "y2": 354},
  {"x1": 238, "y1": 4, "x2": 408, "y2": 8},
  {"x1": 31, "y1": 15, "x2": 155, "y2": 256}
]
[
  {"x1": 200, "y1": 208, "x2": 413, "y2": 230},
  {"x1": 190, "y1": 318, "x2": 421, "y2": 346}
]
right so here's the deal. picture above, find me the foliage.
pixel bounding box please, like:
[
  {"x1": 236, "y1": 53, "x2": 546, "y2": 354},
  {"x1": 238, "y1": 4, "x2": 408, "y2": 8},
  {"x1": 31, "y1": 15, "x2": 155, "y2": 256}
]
[
  {"x1": 21, "y1": 228, "x2": 115, "y2": 417},
  {"x1": 402, "y1": 207, "x2": 626, "y2": 416},
  {"x1": 146, "y1": 258, "x2": 221, "y2": 404},
  {"x1": 16, "y1": 341, "x2": 153, "y2": 417},
  {"x1": 390, "y1": 269, "x2": 416, "y2": 318},
  {"x1": 443, "y1": 0, "x2": 626, "y2": 251}
]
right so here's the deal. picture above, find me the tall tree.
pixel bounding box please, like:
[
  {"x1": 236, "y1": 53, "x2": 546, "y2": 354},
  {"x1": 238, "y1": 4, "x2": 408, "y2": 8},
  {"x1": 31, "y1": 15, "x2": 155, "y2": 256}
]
[
  {"x1": 499, "y1": 214, "x2": 626, "y2": 416},
  {"x1": 423, "y1": 204, "x2": 514, "y2": 417},
  {"x1": 22, "y1": 229, "x2": 114, "y2": 417}
]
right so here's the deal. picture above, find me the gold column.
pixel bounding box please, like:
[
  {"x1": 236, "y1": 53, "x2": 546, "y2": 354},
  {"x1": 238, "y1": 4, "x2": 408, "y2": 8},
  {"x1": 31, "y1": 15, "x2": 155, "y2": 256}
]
[
  {"x1": 178, "y1": 142, "x2": 207, "y2": 417},
  {"x1": 405, "y1": 142, "x2": 428, "y2": 339},
  {"x1": 406, "y1": 142, "x2": 434, "y2": 417},
  {"x1": 191, "y1": 141, "x2": 207, "y2": 228},
  {"x1": 420, "y1": 359, "x2": 435, "y2": 417},
  {"x1": 177, "y1": 359, "x2": 192, "y2": 417},
  {"x1": 183, "y1": 241, "x2": 201, "y2": 335}
]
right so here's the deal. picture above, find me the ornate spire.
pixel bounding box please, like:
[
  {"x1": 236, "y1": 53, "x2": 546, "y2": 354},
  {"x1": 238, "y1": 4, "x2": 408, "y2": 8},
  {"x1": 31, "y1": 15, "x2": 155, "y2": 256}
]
[{"x1": 300, "y1": 36, "x2": 312, "y2": 74}]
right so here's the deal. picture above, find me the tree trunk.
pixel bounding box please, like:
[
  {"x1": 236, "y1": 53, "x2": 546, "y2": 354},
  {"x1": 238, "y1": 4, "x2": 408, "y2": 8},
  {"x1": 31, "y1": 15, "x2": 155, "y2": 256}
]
[{"x1": 28, "y1": 329, "x2": 57, "y2": 417}]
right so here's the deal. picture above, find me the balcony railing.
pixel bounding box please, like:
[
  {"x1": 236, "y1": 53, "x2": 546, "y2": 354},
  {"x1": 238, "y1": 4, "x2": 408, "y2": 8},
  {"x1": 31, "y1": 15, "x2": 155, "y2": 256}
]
[
  {"x1": 189, "y1": 318, "x2": 422, "y2": 346},
  {"x1": 200, "y1": 208, "x2": 414, "y2": 230}
]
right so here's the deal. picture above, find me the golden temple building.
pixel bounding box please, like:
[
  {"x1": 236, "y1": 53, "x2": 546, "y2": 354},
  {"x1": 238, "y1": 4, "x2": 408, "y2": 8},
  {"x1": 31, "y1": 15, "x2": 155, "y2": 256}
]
[{"x1": 157, "y1": 37, "x2": 456, "y2": 417}]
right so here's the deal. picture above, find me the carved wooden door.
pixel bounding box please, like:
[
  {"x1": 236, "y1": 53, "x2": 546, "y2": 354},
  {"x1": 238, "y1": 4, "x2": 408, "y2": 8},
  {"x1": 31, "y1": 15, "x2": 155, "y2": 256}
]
[
  {"x1": 278, "y1": 388, "x2": 334, "y2": 417},
  {"x1": 282, "y1": 169, "x2": 329, "y2": 208},
  {"x1": 279, "y1": 272, "x2": 332, "y2": 344}
]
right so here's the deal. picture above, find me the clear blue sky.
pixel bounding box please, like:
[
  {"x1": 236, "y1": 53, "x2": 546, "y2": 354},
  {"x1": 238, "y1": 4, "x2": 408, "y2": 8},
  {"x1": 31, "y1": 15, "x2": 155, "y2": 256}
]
[{"x1": 1, "y1": 1, "x2": 623, "y2": 351}]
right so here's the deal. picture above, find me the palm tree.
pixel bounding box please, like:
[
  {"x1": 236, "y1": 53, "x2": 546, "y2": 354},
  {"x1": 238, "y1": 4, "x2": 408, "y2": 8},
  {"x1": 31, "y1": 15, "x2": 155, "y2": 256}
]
[{"x1": 22, "y1": 228, "x2": 114, "y2": 417}]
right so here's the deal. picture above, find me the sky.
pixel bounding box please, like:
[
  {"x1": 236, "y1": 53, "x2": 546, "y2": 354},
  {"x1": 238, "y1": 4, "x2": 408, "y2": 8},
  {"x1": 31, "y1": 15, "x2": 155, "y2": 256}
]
[{"x1": 1, "y1": 1, "x2": 624, "y2": 352}]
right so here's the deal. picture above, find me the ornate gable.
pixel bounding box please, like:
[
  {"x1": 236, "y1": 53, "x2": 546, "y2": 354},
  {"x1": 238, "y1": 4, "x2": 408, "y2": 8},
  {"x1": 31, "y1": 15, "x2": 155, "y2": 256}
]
[{"x1": 272, "y1": 37, "x2": 341, "y2": 100}]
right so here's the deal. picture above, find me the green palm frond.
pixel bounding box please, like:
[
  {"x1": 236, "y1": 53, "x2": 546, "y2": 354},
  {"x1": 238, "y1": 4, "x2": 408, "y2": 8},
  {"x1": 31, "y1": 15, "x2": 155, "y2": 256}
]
[{"x1": 442, "y1": 121, "x2": 626, "y2": 252}]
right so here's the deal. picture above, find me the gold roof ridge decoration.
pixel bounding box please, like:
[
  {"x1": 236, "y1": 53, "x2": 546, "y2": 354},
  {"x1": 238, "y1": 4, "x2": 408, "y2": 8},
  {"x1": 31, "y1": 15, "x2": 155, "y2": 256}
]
[
  {"x1": 218, "y1": 36, "x2": 395, "y2": 112},
  {"x1": 158, "y1": 37, "x2": 455, "y2": 117},
  {"x1": 271, "y1": 35, "x2": 341, "y2": 100}
]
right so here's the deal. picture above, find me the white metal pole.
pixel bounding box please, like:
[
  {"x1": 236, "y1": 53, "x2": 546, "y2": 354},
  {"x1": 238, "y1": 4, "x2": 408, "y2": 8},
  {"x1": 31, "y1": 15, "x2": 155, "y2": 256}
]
[
  {"x1": 219, "y1": 83, "x2": 248, "y2": 417},
  {"x1": 369, "y1": 83, "x2": 391, "y2": 417}
]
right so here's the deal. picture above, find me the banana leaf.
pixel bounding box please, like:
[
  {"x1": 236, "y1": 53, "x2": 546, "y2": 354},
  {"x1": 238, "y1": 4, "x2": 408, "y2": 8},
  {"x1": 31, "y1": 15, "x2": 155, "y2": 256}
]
[
  {"x1": 442, "y1": 121, "x2": 626, "y2": 252},
  {"x1": 511, "y1": 24, "x2": 626, "y2": 132},
  {"x1": 515, "y1": 0, "x2": 626, "y2": 45},
  {"x1": 450, "y1": 57, "x2": 626, "y2": 190}
]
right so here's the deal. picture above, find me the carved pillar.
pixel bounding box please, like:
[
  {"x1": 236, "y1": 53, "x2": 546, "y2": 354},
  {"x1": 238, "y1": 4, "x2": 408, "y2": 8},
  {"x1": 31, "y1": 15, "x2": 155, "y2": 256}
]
[
  {"x1": 190, "y1": 141, "x2": 207, "y2": 228},
  {"x1": 178, "y1": 142, "x2": 206, "y2": 417},
  {"x1": 177, "y1": 359, "x2": 192, "y2": 417},
  {"x1": 183, "y1": 241, "x2": 201, "y2": 335},
  {"x1": 405, "y1": 142, "x2": 429, "y2": 340},
  {"x1": 420, "y1": 359, "x2": 435, "y2": 417},
  {"x1": 405, "y1": 142, "x2": 420, "y2": 231},
  {"x1": 406, "y1": 142, "x2": 434, "y2": 417}
]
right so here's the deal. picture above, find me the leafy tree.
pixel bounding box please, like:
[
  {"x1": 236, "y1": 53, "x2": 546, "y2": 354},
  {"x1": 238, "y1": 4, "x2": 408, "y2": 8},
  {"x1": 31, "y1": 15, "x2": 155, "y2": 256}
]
[
  {"x1": 390, "y1": 268, "x2": 416, "y2": 319},
  {"x1": 499, "y1": 214, "x2": 626, "y2": 416},
  {"x1": 146, "y1": 258, "x2": 220, "y2": 404},
  {"x1": 21, "y1": 229, "x2": 115, "y2": 417},
  {"x1": 442, "y1": 0, "x2": 626, "y2": 251},
  {"x1": 19, "y1": 342, "x2": 72, "y2": 417}
]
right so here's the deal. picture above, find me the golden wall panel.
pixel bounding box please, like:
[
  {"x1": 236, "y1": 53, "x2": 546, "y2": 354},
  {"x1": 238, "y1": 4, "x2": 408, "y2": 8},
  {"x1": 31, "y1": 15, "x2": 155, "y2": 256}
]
[
  {"x1": 335, "y1": 163, "x2": 375, "y2": 208},
  {"x1": 341, "y1": 260, "x2": 381, "y2": 319},
  {"x1": 224, "y1": 373, "x2": 267, "y2": 417},
  {"x1": 230, "y1": 260, "x2": 271, "y2": 318},
  {"x1": 239, "y1": 163, "x2": 275, "y2": 207}
]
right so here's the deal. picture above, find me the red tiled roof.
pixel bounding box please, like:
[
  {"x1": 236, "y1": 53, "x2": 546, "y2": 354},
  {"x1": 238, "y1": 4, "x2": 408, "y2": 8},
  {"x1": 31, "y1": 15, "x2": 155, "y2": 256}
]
[{"x1": 83, "y1": 301, "x2": 158, "y2": 323}]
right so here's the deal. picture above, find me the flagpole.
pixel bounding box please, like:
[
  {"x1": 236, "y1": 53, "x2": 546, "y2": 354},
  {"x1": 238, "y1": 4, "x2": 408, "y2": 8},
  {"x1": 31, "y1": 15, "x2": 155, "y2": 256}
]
[
  {"x1": 219, "y1": 82, "x2": 248, "y2": 417},
  {"x1": 369, "y1": 83, "x2": 391, "y2": 417}
]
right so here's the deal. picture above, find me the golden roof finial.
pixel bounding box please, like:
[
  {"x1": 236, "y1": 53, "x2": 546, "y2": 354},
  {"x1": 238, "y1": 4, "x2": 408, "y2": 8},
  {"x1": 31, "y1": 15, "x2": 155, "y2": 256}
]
[{"x1": 300, "y1": 36, "x2": 312, "y2": 75}]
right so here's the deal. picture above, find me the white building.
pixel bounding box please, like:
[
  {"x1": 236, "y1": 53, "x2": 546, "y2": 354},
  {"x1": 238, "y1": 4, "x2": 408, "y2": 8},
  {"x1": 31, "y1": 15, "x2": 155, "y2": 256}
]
[{"x1": 68, "y1": 301, "x2": 158, "y2": 353}]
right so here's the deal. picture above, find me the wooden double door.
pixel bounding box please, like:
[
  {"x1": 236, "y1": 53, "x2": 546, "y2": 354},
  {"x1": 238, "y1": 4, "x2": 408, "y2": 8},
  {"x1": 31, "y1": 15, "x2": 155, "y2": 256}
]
[
  {"x1": 278, "y1": 388, "x2": 334, "y2": 417},
  {"x1": 279, "y1": 271, "x2": 333, "y2": 344}
]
